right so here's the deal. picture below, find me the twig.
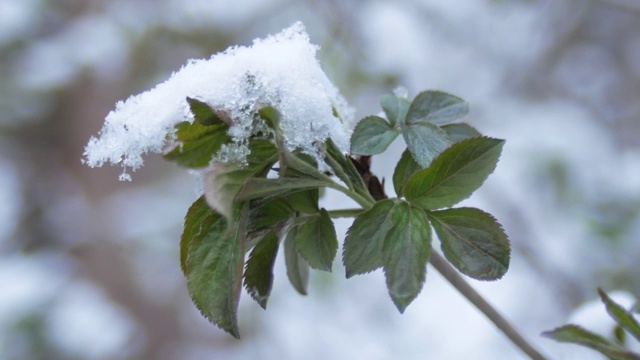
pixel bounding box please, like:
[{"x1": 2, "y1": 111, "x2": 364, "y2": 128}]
[
  {"x1": 429, "y1": 251, "x2": 548, "y2": 360},
  {"x1": 327, "y1": 208, "x2": 363, "y2": 218}
]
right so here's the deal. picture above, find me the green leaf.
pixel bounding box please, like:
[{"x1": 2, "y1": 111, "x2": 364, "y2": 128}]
[
  {"x1": 181, "y1": 196, "x2": 212, "y2": 275},
  {"x1": 441, "y1": 123, "x2": 481, "y2": 143},
  {"x1": 350, "y1": 116, "x2": 400, "y2": 156},
  {"x1": 285, "y1": 189, "x2": 319, "y2": 214},
  {"x1": 542, "y1": 325, "x2": 640, "y2": 360},
  {"x1": 429, "y1": 208, "x2": 510, "y2": 280},
  {"x1": 171, "y1": 121, "x2": 221, "y2": 142},
  {"x1": 324, "y1": 138, "x2": 370, "y2": 199},
  {"x1": 615, "y1": 325, "x2": 627, "y2": 346},
  {"x1": 238, "y1": 177, "x2": 334, "y2": 202},
  {"x1": 186, "y1": 97, "x2": 229, "y2": 126},
  {"x1": 393, "y1": 149, "x2": 421, "y2": 197},
  {"x1": 342, "y1": 199, "x2": 396, "y2": 277},
  {"x1": 279, "y1": 149, "x2": 322, "y2": 178},
  {"x1": 258, "y1": 106, "x2": 280, "y2": 130},
  {"x1": 380, "y1": 93, "x2": 410, "y2": 127},
  {"x1": 243, "y1": 231, "x2": 279, "y2": 309},
  {"x1": 406, "y1": 90, "x2": 469, "y2": 125},
  {"x1": 279, "y1": 152, "x2": 320, "y2": 214},
  {"x1": 382, "y1": 202, "x2": 432, "y2": 313},
  {"x1": 295, "y1": 209, "x2": 338, "y2": 272},
  {"x1": 247, "y1": 198, "x2": 293, "y2": 233},
  {"x1": 183, "y1": 204, "x2": 247, "y2": 338},
  {"x1": 284, "y1": 223, "x2": 310, "y2": 295},
  {"x1": 401, "y1": 122, "x2": 452, "y2": 168},
  {"x1": 164, "y1": 98, "x2": 233, "y2": 168},
  {"x1": 599, "y1": 288, "x2": 640, "y2": 342},
  {"x1": 164, "y1": 122, "x2": 231, "y2": 168},
  {"x1": 204, "y1": 140, "x2": 278, "y2": 221},
  {"x1": 404, "y1": 137, "x2": 504, "y2": 210}
]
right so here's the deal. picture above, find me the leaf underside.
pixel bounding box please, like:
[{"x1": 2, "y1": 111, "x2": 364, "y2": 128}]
[
  {"x1": 204, "y1": 140, "x2": 278, "y2": 221},
  {"x1": 380, "y1": 93, "x2": 410, "y2": 127},
  {"x1": 402, "y1": 121, "x2": 452, "y2": 168},
  {"x1": 406, "y1": 90, "x2": 469, "y2": 126},
  {"x1": 351, "y1": 116, "x2": 399, "y2": 156}
]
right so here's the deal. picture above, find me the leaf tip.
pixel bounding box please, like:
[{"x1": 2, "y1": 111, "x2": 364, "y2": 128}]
[
  {"x1": 391, "y1": 295, "x2": 414, "y2": 314},
  {"x1": 540, "y1": 329, "x2": 556, "y2": 339},
  {"x1": 597, "y1": 287, "x2": 608, "y2": 301},
  {"x1": 229, "y1": 328, "x2": 241, "y2": 339}
]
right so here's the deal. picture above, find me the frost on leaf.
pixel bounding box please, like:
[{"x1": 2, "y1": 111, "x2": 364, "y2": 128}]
[{"x1": 83, "y1": 22, "x2": 354, "y2": 179}]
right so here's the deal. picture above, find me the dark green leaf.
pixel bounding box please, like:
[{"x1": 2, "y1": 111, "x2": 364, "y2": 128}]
[
  {"x1": 404, "y1": 137, "x2": 504, "y2": 210},
  {"x1": 406, "y1": 90, "x2": 469, "y2": 125},
  {"x1": 382, "y1": 202, "x2": 432, "y2": 313},
  {"x1": 542, "y1": 325, "x2": 640, "y2": 360},
  {"x1": 204, "y1": 140, "x2": 278, "y2": 220},
  {"x1": 238, "y1": 177, "x2": 333, "y2": 202},
  {"x1": 284, "y1": 223, "x2": 309, "y2": 295},
  {"x1": 181, "y1": 196, "x2": 212, "y2": 275},
  {"x1": 186, "y1": 97, "x2": 229, "y2": 126},
  {"x1": 164, "y1": 123, "x2": 231, "y2": 168},
  {"x1": 429, "y1": 208, "x2": 510, "y2": 280},
  {"x1": 351, "y1": 116, "x2": 399, "y2": 156},
  {"x1": 171, "y1": 120, "x2": 223, "y2": 142},
  {"x1": 295, "y1": 209, "x2": 338, "y2": 272},
  {"x1": 615, "y1": 325, "x2": 627, "y2": 346},
  {"x1": 599, "y1": 288, "x2": 640, "y2": 342},
  {"x1": 247, "y1": 198, "x2": 292, "y2": 233},
  {"x1": 401, "y1": 122, "x2": 452, "y2": 168},
  {"x1": 380, "y1": 93, "x2": 410, "y2": 127},
  {"x1": 258, "y1": 106, "x2": 280, "y2": 130},
  {"x1": 280, "y1": 148, "x2": 332, "y2": 182},
  {"x1": 343, "y1": 199, "x2": 396, "y2": 277},
  {"x1": 243, "y1": 231, "x2": 279, "y2": 309},
  {"x1": 183, "y1": 204, "x2": 247, "y2": 338},
  {"x1": 393, "y1": 149, "x2": 421, "y2": 197},
  {"x1": 278, "y1": 152, "x2": 320, "y2": 214},
  {"x1": 324, "y1": 139, "x2": 370, "y2": 199},
  {"x1": 285, "y1": 189, "x2": 319, "y2": 214},
  {"x1": 441, "y1": 123, "x2": 481, "y2": 143}
]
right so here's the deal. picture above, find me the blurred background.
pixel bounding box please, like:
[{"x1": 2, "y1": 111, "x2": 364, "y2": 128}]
[{"x1": 1, "y1": 0, "x2": 640, "y2": 359}]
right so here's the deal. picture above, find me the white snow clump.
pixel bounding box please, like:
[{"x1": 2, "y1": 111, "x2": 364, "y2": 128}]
[{"x1": 83, "y1": 22, "x2": 354, "y2": 181}]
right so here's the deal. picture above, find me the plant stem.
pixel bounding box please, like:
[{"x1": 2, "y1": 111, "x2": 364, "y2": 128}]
[
  {"x1": 327, "y1": 208, "x2": 363, "y2": 218},
  {"x1": 329, "y1": 183, "x2": 375, "y2": 209},
  {"x1": 429, "y1": 251, "x2": 548, "y2": 360}
]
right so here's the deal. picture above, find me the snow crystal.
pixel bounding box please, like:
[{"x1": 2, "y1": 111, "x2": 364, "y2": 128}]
[{"x1": 83, "y1": 22, "x2": 354, "y2": 180}]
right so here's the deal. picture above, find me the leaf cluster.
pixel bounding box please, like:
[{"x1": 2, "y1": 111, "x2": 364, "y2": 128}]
[
  {"x1": 543, "y1": 289, "x2": 640, "y2": 360},
  {"x1": 345, "y1": 90, "x2": 508, "y2": 312},
  {"x1": 166, "y1": 90, "x2": 510, "y2": 337}
]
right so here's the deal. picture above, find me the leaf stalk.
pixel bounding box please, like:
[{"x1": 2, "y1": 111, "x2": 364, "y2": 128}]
[{"x1": 429, "y1": 251, "x2": 548, "y2": 360}]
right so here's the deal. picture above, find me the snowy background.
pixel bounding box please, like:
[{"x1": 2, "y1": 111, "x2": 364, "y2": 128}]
[{"x1": 2, "y1": 0, "x2": 640, "y2": 359}]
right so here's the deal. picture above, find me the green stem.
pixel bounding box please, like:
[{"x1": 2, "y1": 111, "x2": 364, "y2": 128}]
[
  {"x1": 329, "y1": 183, "x2": 375, "y2": 209},
  {"x1": 327, "y1": 208, "x2": 363, "y2": 218},
  {"x1": 429, "y1": 251, "x2": 548, "y2": 360}
]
